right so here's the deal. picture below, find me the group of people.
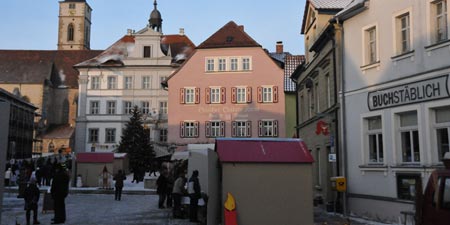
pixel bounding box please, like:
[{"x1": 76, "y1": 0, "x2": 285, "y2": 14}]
[{"x1": 157, "y1": 169, "x2": 203, "y2": 223}]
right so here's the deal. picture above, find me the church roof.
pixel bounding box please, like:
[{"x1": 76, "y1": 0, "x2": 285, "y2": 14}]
[
  {"x1": 197, "y1": 21, "x2": 261, "y2": 49},
  {"x1": 0, "y1": 50, "x2": 102, "y2": 88},
  {"x1": 75, "y1": 33, "x2": 196, "y2": 67}
]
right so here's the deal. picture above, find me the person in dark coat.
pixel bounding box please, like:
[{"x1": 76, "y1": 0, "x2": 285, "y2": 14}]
[
  {"x1": 188, "y1": 170, "x2": 201, "y2": 223},
  {"x1": 50, "y1": 164, "x2": 69, "y2": 224},
  {"x1": 172, "y1": 173, "x2": 187, "y2": 218},
  {"x1": 156, "y1": 173, "x2": 168, "y2": 208},
  {"x1": 113, "y1": 170, "x2": 126, "y2": 201},
  {"x1": 24, "y1": 177, "x2": 40, "y2": 225}
]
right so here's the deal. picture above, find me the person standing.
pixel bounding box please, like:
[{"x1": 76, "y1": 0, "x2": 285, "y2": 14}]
[
  {"x1": 172, "y1": 173, "x2": 186, "y2": 218},
  {"x1": 5, "y1": 167, "x2": 12, "y2": 186},
  {"x1": 24, "y1": 177, "x2": 40, "y2": 225},
  {"x1": 188, "y1": 170, "x2": 201, "y2": 223},
  {"x1": 113, "y1": 170, "x2": 126, "y2": 201},
  {"x1": 50, "y1": 164, "x2": 69, "y2": 224},
  {"x1": 156, "y1": 172, "x2": 167, "y2": 208}
]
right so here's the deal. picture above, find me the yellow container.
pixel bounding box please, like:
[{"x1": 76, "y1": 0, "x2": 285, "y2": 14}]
[{"x1": 330, "y1": 176, "x2": 346, "y2": 192}]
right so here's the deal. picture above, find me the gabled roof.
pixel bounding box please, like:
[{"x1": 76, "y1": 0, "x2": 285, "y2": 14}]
[
  {"x1": 77, "y1": 152, "x2": 114, "y2": 163},
  {"x1": 334, "y1": 0, "x2": 368, "y2": 21},
  {"x1": 0, "y1": 50, "x2": 102, "y2": 88},
  {"x1": 75, "y1": 34, "x2": 196, "y2": 67},
  {"x1": 197, "y1": 21, "x2": 261, "y2": 49},
  {"x1": 284, "y1": 55, "x2": 305, "y2": 92},
  {"x1": 301, "y1": 0, "x2": 352, "y2": 34},
  {"x1": 215, "y1": 138, "x2": 314, "y2": 163}
]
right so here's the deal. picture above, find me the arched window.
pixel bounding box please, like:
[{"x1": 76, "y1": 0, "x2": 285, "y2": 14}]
[{"x1": 67, "y1": 24, "x2": 74, "y2": 41}]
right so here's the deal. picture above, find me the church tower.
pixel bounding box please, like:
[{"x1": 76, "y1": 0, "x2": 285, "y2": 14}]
[{"x1": 57, "y1": 0, "x2": 92, "y2": 50}]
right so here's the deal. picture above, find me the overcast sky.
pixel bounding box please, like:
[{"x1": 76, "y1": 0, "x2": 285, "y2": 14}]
[{"x1": 0, "y1": 0, "x2": 306, "y2": 55}]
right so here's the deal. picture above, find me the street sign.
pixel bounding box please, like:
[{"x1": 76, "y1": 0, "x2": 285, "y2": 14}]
[{"x1": 328, "y1": 153, "x2": 336, "y2": 162}]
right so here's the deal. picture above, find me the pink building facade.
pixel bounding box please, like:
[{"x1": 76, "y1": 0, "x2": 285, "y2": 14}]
[{"x1": 166, "y1": 21, "x2": 285, "y2": 146}]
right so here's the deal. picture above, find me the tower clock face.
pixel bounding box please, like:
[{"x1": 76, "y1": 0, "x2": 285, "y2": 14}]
[{"x1": 69, "y1": 9, "x2": 75, "y2": 16}]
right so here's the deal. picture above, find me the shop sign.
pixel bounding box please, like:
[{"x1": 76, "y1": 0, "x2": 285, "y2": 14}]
[{"x1": 368, "y1": 75, "x2": 449, "y2": 111}]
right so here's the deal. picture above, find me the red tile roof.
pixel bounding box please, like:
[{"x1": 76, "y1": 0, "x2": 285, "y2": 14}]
[
  {"x1": 0, "y1": 50, "x2": 102, "y2": 88},
  {"x1": 77, "y1": 152, "x2": 114, "y2": 163},
  {"x1": 215, "y1": 138, "x2": 314, "y2": 163},
  {"x1": 197, "y1": 21, "x2": 261, "y2": 49}
]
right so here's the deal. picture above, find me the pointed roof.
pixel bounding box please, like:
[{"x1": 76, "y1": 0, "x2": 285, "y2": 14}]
[
  {"x1": 197, "y1": 21, "x2": 261, "y2": 49},
  {"x1": 301, "y1": 0, "x2": 352, "y2": 34}
]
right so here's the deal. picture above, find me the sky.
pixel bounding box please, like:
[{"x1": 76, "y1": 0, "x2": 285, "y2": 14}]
[{"x1": 0, "y1": 0, "x2": 306, "y2": 55}]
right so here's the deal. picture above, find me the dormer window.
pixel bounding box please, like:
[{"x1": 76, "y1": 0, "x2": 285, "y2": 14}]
[{"x1": 143, "y1": 46, "x2": 151, "y2": 58}]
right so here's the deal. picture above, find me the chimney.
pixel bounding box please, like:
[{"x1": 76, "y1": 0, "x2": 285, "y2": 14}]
[
  {"x1": 276, "y1": 41, "x2": 283, "y2": 54},
  {"x1": 179, "y1": 28, "x2": 185, "y2": 36},
  {"x1": 238, "y1": 25, "x2": 244, "y2": 31},
  {"x1": 127, "y1": 29, "x2": 133, "y2": 35}
]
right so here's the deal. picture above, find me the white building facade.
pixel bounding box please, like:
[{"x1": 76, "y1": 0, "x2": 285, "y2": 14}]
[{"x1": 337, "y1": 0, "x2": 450, "y2": 222}]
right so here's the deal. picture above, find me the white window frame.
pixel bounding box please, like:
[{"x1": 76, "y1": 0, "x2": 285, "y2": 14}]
[
  {"x1": 242, "y1": 57, "x2": 251, "y2": 71},
  {"x1": 230, "y1": 58, "x2": 238, "y2": 71},
  {"x1": 107, "y1": 76, "x2": 117, "y2": 89},
  {"x1": 236, "y1": 121, "x2": 248, "y2": 137},
  {"x1": 142, "y1": 76, "x2": 151, "y2": 89},
  {"x1": 429, "y1": 0, "x2": 449, "y2": 44},
  {"x1": 185, "y1": 88, "x2": 195, "y2": 104},
  {"x1": 210, "y1": 121, "x2": 221, "y2": 137},
  {"x1": 159, "y1": 101, "x2": 168, "y2": 115},
  {"x1": 210, "y1": 87, "x2": 221, "y2": 104},
  {"x1": 123, "y1": 101, "x2": 133, "y2": 114},
  {"x1": 397, "y1": 111, "x2": 420, "y2": 164},
  {"x1": 91, "y1": 76, "x2": 100, "y2": 89},
  {"x1": 236, "y1": 87, "x2": 246, "y2": 103},
  {"x1": 393, "y1": 9, "x2": 413, "y2": 55},
  {"x1": 366, "y1": 116, "x2": 384, "y2": 164},
  {"x1": 88, "y1": 128, "x2": 99, "y2": 143},
  {"x1": 124, "y1": 76, "x2": 133, "y2": 90},
  {"x1": 141, "y1": 101, "x2": 150, "y2": 115},
  {"x1": 218, "y1": 58, "x2": 226, "y2": 71},
  {"x1": 259, "y1": 120, "x2": 277, "y2": 137},
  {"x1": 90, "y1": 101, "x2": 99, "y2": 114},
  {"x1": 434, "y1": 106, "x2": 450, "y2": 161},
  {"x1": 105, "y1": 128, "x2": 116, "y2": 143},
  {"x1": 362, "y1": 23, "x2": 379, "y2": 66},
  {"x1": 160, "y1": 76, "x2": 167, "y2": 89},
  {"x1": 206, "y1": 58, "x2": 215, "y2": 72},
  {"x1": 107, "y1": 101, "x2": 116, "y2": 115},
  {"x1": 262, "y1": 86, "x2": 273, "y2": 103},
  {"x1": 184, "y1": 121, "x2": 196, "y2": 138}
]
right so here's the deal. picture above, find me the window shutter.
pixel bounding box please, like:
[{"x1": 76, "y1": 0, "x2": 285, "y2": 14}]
[
  {"x1": 231, "y1": 87, "x2": 237, "y2": 103},
  {"x1": 273, "y1": 86, "x2": 279, "y2": 103},
  {"x1": 221, "y1": 87, "x2": 226, "y2": 104},
  {"x1": 274, "y1": 120, "x2": 278, "y2": 137},
  {"x1": 194, "y1": 121, "x2": 199, "y2": 137},
  {"x1": 205, "y1": 88, "x2": 211, "y2": 104},
  {"x1": 180, "y1": 122, "x2": 185, "y2": 138},
  {"x1": 220, "y1": 121, "x2": 225, "y2": 137},
  {"x1": 180, "y1": 88, "x2": 185, "y2": 104},
  {"x1": 205, "y1": 121, "x2": 211, "y2": 137},
  {"x1": 257, "y1": 87, "x2": 263, "y2": 103},
  {"x1": 246, "y1": 87, "x2": 252, "y2": 103},
  {"x1": 231, "y1": 121, "x2": 237, "y2": 137},
  {"x1": 195, "y1": 88, "x2": 200, "y2": 104},
  {"x1": 258, "y1": 120, "x2": 263, "y2": 137},
  {"x1": 246, "y1": 121, "x2": 252, "y2": 137}
]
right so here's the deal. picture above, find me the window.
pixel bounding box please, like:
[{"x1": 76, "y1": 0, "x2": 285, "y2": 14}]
[
  {"x1": 206, "y1": 58, "x2": 214, "y2": 72},
  {"x1": 67, "y1": 24, "x2": 74, "y2": 41},
  {"x1": 242, "y1": 58, "x2": 250, "y2": 70},
  {"x1": 258, "y1": 120, "x2": 278, "y2": 137},
  {"x1": 230, "y1": 58, "x2": 238, "y2": 71},
  {"x1": 232, "y1": 121, "x2": 251, "y2": 137},
  {"x1": 123, "y1": 101, "x2": 133, "y2": 114},
  {"x1": 69, "y1": 3, "x2": 76, "y2": 9},
  {"x1": 237, "y1": 87, "x2": 246, "y2": 103},
  {"x1": 263, "y1": 87, "x2": 273, "y2": 103},
  {"x1": 107, "y1": 101, "x2": 116, "y2": 115},
  {"x1": 159, "y1": 129, "x2": 168, "y2": 142},
  {"x1": 397, "y1": 174, "x2": 420, "y2": 201},
  {"x1": 88, "y1": 128, "x2": 99, "y2": 143},
  {"x1": 180, "y1": 121, "x2": 199, "y2": 138},
  {"x1": 186, "y1": 88, "x2": 195, "y2": 104},
  {"x1": 159, "y1": 101, "x2": 168, "y2": 116},
  {"x1": 232, "y1": 87, "x2": 251, "y2": 103},
  {"x1": 141, "y1": 101, "x2": 150, "y2": 115},
  {"x1": 315, "y1": 82, "x2": 320, "y2": 113},
  {"x1": 205, "y1": 121, "x2": 225, "y2": 137},
  {"x1": 399, "y1": 111, "x2": 420, "y2": 163},
  {"x1": 444, "y1": 178, "x2": 450, "y2": 209},
  {"x1": 91, "y1": 76, "x2": 100, "y2": 89},
  {"x1": 90, "y1": 101, "x2": 99, "y2": 114},
  {"x1": 308, "y1": 90, "x2": 312, "y2": 118},
  {"x1": 105, "y1": 128, "x2": 116, "y2": 143},
  {"x1": 180, "y1": 88, "x2": 199, "y2": 104},
  {"x1": 142, "y1": 76, "x2": 151, "y2": 89},
  {"x1": 107, "y1": 76, "x2": 117, "y2": 89},
  {"x1": 258, "y1": 86, "x2": 279, "y2": 103},
  {"x1": 431, "y1": 0, "x2": 448, "y2": 43},
  {"x1": 124, "y1": 76, "x2": 133, "y2": 89},
  {"x1": 218, "y1": 58, "x2": 226, "y2": 71},
  {"x1": 143, "y1": 46, "x2": 151, "y2": 58},
  {"x1": 326, "y1": 74, "x2": 331, "y2": 107},
  {"x1": 396, "y1": 13, "x2": 411, "y2": 54},
  {"x1": 366, "y1": 116, "x2": 384, "y2": 163},
  {"x1": 435, "y1": 106, "x2": 450, "y2": 160},
  {"x1": 315, "y1": 148, "x2": 322, "y2": 186},
  {"x1": 160, "y1": 76, "x2": 167, "y2": 89},
  {"x1": 365, "y1": 26, "x2": 378, "y2": 64}
]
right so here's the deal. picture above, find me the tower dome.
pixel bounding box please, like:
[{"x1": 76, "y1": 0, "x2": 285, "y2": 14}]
[{"x1": 149, "y1": 0, "x2": 162, "y2": 32}]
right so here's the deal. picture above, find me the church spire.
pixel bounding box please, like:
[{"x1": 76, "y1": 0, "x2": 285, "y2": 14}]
[{"x1": 149, "y1": 0, "x2": 163, "y2": 32}]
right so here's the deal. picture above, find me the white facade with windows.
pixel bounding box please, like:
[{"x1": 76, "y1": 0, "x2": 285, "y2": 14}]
[
  {"x1": 337, "y1": 0, "x2": 450, "y2": 222},
  {"x1": 74, "y1": 25, "x2": 192, "y2": 152}
]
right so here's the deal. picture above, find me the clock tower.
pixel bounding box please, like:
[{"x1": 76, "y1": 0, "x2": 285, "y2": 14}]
[{"x1": 57, "y1": 0, "x2": 92, "y2": 50}]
